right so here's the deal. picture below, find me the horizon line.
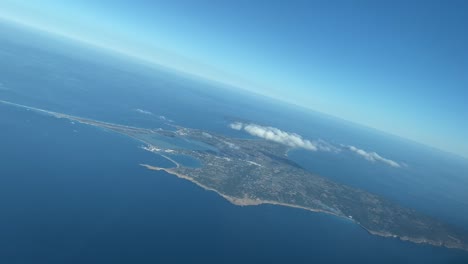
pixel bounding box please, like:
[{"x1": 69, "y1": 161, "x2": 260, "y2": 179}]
[{"x1": 1, "y1": 15, "x2": 467, "y2": 161}]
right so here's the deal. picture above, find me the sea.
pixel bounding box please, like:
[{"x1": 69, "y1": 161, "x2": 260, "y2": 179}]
[{"x1": 1, "y1": 20, "x2": 468, "y2": 263}]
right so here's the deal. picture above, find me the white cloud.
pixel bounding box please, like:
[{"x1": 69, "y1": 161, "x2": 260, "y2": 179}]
[
  {"x1": 202, "y1": 132, "x2": 213, "y2": 138},
  {"x1": 135, "y1": 108, "x2": 153, "y2": 115},
  {"x1": 135, "y1": 110, "x2": 174, "y2": 122},
  {"x1": 230, "y1": 122, "x2": 318, "y2": 151},
  {"x1": 229, "y1": 122, "x2": 401, "y2": 168},
  {"x1": 229, "y1": 122, "x2": 243, "y2": 130},
  {"x1": 345, "y1": 145, "x2": 401, "y2": 168},
  {"x1": 315, "y1": 139, "x2": 341, "y2": 153},
  {"x1": 159, "y1": 115, "x2": 174, "y2": 122}
]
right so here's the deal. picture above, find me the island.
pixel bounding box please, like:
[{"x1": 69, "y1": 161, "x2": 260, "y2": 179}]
[{"x1": 1, "y1": 99, "x2": 467, "y2": 251}]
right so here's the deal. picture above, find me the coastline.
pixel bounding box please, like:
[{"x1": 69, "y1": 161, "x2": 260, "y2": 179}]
[
  {"x1": 2, "y1": 100, "x2": 465, "y2": 252},
  {"x1": 139, "y1": 164, "x2": 345, "y2": 215},
  {"x1": 140, "y1": 163, "x2": 468, "y2": 252}
]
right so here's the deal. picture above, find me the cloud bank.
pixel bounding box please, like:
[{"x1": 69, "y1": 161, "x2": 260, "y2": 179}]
[
  {"x1": 230, "y1": 122, "x2": 401, "y2": 168},
  {"x1": 345, "y1": 145, "x2": 401, "y2": 168},
  {"x1": 230, "y1": 122, "x2": 319, "y2": 151}
]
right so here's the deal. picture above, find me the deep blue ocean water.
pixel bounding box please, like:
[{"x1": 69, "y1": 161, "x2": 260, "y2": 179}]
[{"x1": 1, "y1": 20, "x2": 468, "y2": 263}]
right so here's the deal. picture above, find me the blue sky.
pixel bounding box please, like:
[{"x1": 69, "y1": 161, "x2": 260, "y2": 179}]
[{"x1": 0, "y1": 0, "x2": 467, "y2": 158}]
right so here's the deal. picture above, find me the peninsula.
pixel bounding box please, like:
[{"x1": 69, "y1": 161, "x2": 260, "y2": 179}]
[{"x1": 2, "y1": 99, "x2": 467, "y2": 252}]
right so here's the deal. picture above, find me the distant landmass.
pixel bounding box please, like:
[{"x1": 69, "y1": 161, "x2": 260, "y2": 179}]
[{"x1": 2, "y1": 99, "x2": 467, "y2": 252}]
